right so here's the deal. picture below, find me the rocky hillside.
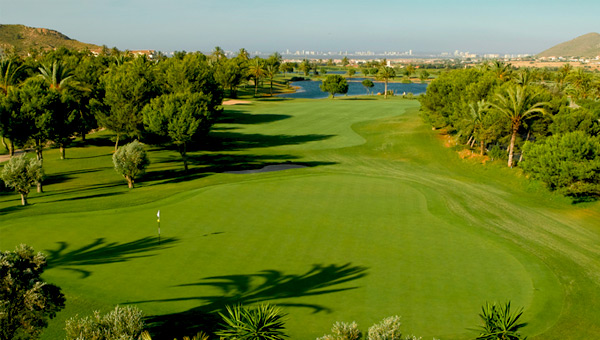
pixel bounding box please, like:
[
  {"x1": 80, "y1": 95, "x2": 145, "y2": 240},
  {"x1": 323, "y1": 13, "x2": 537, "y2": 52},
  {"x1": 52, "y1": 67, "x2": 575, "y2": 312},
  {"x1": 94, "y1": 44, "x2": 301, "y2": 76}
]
[
  {"x1": 0, "y1": 24, "x2": 100, "y2": 55},
  {"x1": 537, "y1": 32, "x2": 600, "y2": 58}
]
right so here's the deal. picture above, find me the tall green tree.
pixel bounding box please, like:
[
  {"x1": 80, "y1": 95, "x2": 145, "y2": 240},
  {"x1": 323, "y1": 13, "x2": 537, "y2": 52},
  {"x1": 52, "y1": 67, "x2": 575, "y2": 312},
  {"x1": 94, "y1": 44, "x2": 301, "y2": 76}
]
[
  {"x1": 0, "y1": 244, "x2": 65, "y2": 339},
  {"x1": 489, "y1": 85, "x2": 548, "y2": 167},
  {"x1": 99, "y1": 57, "x2": 160, "y2": 151},
  {"x1": 320, "y1": 75, "x2": 348, "y2": 98},
  {"x1": 362, "y1": 79, "x2": 374, "y2": 95},
  {"x1": 341, "y1": 56, "x2": 349, "y2": 67},
  {"x1": 214, "y1": 57, "x2": 248, "y2": 99},
  {"x1": 299, "y1": 59, "x2": 311, "y2": 76},
  {"x1": 264, "y1": 53, "x2": 281, "y2": 96},
  {"x1": 248, "y1": 57, "x2": 266, "y2": 97},
  {"x1": 376, "y1": 66, "x2": 396, "y2": 99},
  {"x1": 143, "y1": 92, "x2": 214, "y2": 171}
]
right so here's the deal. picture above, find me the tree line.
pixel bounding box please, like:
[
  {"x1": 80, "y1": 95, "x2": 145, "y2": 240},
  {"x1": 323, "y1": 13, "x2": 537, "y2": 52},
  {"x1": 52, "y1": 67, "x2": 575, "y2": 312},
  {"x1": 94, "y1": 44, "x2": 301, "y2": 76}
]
[
  {"x1": 419, "y1": 61, "x2": 600, "y2": 198},
  {"x1": 0, "y1": 47, "x2": 312, "y2": 203}
]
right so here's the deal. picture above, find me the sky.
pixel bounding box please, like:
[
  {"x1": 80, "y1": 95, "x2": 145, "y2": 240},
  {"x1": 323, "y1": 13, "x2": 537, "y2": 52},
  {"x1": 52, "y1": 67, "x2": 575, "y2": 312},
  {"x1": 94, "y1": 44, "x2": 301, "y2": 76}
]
[{"x1": 1, "y1": 0, "x2": 599, "y2": 55}]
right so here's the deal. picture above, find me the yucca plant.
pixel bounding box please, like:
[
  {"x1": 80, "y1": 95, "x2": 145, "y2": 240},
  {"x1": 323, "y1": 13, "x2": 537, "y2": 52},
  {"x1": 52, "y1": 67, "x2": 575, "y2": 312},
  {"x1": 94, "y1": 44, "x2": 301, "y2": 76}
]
[
  {"x1": 475, "y1": 301, "x2": 528, "y2": 340},
  {"x1": 217, "y1": 304, "x2": 287, "y2": 340}
]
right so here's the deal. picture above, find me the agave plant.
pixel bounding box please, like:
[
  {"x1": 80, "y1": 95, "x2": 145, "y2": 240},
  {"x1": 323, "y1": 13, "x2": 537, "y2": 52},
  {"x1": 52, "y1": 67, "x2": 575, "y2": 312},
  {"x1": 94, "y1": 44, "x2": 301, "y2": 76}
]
[
  {"x1": 217, "y1": 304, "x2": 287, "y2": 340},
  {"x1": 475, "y1": 301, "x2": 528, "y2": 340}
]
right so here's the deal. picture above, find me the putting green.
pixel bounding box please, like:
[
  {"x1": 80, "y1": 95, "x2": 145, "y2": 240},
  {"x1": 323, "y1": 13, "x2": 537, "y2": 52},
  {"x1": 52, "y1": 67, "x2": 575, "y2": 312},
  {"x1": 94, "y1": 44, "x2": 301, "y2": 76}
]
[
  {"x1": 2, "y1": 172, "x2": 562, "y2": 339},
  {"x1": 1, "y1": 98, "x2": 598, "y2": 339}
]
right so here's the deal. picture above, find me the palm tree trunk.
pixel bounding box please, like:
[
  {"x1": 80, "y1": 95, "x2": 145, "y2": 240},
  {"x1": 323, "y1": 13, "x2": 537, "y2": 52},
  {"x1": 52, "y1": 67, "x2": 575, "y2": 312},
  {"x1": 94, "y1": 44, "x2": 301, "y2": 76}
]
[
  {"x1": 270, "y1": 79, "x2": 273, "y2": 96},
  {"x1": 507, "y1": 127, "x2": 518, "y2": 167},
  {"x1": 384, "y1": 81, "x2": 388, "y2": 99},
  {"x1": 254, "y1": 78, "x2": 259, "y2": 97},
  {"x1": 480, "y1": 140, "x2": 485, "y2": 155}
]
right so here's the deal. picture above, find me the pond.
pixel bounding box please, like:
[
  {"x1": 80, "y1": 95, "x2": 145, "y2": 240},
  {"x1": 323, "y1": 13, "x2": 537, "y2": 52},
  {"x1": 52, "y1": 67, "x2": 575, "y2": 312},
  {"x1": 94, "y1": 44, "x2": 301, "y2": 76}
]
[{"x1": 278, "y1": 78, "x2": 428, "y2": 99}]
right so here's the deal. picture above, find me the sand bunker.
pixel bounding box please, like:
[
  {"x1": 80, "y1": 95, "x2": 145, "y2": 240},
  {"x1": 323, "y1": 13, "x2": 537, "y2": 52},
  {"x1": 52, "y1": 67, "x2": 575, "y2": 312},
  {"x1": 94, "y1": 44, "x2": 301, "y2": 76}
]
[
  {"x1": 225, "y1": 164, "x2": 307, "y2": 174},
  {"x1": 222, "y1": 100, "x2": 251, "y2": 106}
]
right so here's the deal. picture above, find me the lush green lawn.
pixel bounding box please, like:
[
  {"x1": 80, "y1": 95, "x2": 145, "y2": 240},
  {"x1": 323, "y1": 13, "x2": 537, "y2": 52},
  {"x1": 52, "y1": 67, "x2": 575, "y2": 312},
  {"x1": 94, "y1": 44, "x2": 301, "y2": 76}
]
[{"x1": 1, "y1": 98, "x2": 599, "y2": 339}]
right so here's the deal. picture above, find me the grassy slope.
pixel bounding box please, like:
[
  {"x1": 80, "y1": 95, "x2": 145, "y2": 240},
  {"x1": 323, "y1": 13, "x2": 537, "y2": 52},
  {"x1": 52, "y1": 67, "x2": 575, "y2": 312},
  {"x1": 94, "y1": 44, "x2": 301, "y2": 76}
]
[
  {"x1": 537, "y1": 32, "x2": 600, "y2": 58},
  {"x1": 1, "y1": 98, "x2": 599, "y2": 340},
  {"x1": 0, "y1": 24, "x2": 100, "y2": 55}
]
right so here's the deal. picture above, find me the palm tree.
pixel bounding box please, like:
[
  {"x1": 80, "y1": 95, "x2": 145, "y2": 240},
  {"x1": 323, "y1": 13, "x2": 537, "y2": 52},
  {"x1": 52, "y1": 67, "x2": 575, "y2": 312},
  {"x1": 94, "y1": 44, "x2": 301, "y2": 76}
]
[
  {"x1": 490, "y1": 60, "x2": 512, "y2": 81},
  {"x1": 217, "y1": 304, "x2": 287, "y2": 340},
  {"x1": 567, "y1": 68, "x2": 594, "y2": 99},
  {"x1": 264, "y1": 63, "x2": 279, "y2": 96},
  {"x1": 0, "y1": 58, "x2": 24, "y2": 95},
  {"x1": 38, "y1": 60, "x2": 75, "y2": 91},
  {"x1": 475, "y1": 301, "x2": 527, "y2": 340},
  {"x1": 556, "y1": 63, "x2": 572, "y2": 90},
  {"x1": 248, "y1": 58, "x2": 266, "y2": 97},
  {"x1": 237, "y1": 48, "x2": 250, "y2": 61},
  {"x1": 489, "y1": 85, "x2": 548, "y2": 167},
  {"x1": 376, "y1": 66, "x2": 396, "y2": 99}
]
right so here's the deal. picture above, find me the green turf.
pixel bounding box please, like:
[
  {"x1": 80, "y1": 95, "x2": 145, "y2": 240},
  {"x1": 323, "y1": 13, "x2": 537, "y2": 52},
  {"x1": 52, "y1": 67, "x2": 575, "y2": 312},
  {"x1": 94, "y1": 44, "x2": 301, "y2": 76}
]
[{"x1": 1, "y1": 98, "x2": 599, "y2": 340}]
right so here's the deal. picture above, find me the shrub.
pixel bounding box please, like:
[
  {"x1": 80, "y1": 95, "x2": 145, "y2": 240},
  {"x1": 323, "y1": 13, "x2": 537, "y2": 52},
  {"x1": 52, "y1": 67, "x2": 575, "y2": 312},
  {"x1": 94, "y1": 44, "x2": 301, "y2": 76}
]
[
  {"x1": 317, "y1": 321, "x2": 361, "y2": 340},
  {"x1": 0, "y1": 244, "x2": 65, "y2": 340},
  {"x1": 113, "y1": 140, "x2": 150, "y2": 189},
  {"x1": 65, "y1": 305, "x2": 145, "y2": 340},
  {"x1": 521, "y1": 131, "x2": 600, "y2": 197}
]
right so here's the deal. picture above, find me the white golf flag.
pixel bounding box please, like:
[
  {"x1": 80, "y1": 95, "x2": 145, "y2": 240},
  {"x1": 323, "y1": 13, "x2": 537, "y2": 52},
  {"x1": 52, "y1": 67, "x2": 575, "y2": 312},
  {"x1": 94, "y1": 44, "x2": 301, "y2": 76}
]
[{"x1": 157, "y1": 210, "x2": 160, "y2": 221}]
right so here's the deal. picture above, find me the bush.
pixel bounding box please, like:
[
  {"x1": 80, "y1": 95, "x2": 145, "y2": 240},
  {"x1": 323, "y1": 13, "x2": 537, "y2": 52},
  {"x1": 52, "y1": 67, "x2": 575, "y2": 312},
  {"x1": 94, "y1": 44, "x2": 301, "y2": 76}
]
[
  {"x1": 367, "y1": 316, "x2": 402, "y2": 340},
  {"x1": 0, "y1": 154, "x2": 44, "y2": 205},
  {"x1": 521, "y1": 131, "x2": 600, "y2": 197},
  {"x1": 317, "y1": 321, "x2": 361, "y2": 340},
  {"x1": 0, "y1": 245, "x2": 65, "y2": 340},
  {"x1": 113, "y1": 140, "x2": 150, "y2": 189},
  {"x1": 65, "y1": 305, "x2": 145, "y2": 340}
]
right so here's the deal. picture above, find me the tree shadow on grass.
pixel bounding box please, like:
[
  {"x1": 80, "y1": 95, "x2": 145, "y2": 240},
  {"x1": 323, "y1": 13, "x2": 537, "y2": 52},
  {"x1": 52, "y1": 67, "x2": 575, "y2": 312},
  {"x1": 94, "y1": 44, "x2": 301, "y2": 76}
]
[
  {"x1": 205, "y1": 131, "x2": 333, "y2": 152},
  {"x1": 150, "y1": 153, "x2": 336, "y2": 178},
  {"x1": 43, "y1": 168, "x2": 108, "y2": 186},
  {"x1": 45, "y1": 236, "x2": 178, "y2": 278},
  {"x1": 137, "y1": 263, "x2": 368, "y2": 339},
  {"x1": 217, "y1": 109, "x2": 292, "y2": 125}
]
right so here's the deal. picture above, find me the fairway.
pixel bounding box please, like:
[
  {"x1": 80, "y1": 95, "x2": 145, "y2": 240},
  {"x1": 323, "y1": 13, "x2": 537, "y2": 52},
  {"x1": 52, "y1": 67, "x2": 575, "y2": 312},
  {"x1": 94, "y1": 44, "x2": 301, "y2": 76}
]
[{"x1": 1, "y1": 98, "x2": 599, "y2": 340}]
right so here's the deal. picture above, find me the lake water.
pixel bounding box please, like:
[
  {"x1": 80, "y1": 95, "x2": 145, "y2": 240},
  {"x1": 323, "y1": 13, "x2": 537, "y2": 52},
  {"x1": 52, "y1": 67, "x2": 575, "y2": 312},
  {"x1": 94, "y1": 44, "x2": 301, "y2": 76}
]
[{"x1": 278, "y1": 78, "x2": 428, "y2": 99}]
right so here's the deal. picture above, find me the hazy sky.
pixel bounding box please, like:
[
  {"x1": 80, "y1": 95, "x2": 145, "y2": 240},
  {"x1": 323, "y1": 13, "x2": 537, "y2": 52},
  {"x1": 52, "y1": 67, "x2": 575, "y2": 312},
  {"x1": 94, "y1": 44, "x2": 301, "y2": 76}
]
[{"x1": 2, "y1": 0, "x2": 599, "y2": 54}]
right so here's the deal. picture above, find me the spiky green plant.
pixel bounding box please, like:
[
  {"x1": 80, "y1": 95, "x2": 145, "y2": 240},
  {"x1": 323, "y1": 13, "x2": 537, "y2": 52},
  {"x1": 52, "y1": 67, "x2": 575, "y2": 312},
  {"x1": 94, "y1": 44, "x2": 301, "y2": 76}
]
[
  {"x1": 217, "y1": 304, "x2": 287, "y2": 340},
  {"x1": 475, "y1": 301, "x2": 528, "y2": 340}
]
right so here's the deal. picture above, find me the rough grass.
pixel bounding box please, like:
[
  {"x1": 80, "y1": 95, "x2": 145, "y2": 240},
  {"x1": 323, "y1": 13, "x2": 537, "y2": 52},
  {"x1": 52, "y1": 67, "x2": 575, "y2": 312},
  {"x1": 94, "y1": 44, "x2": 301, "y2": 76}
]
[{"x1": 1, "y1": 98, "x2": 599, "y2": 340}]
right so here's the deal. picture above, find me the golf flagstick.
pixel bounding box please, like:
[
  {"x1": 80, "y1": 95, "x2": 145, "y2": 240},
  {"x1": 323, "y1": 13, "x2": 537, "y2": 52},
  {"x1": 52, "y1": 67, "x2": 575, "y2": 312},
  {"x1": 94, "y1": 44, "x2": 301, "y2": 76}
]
[{"x1": 157, "y1": 210, "x2": 161, "y2": 245}]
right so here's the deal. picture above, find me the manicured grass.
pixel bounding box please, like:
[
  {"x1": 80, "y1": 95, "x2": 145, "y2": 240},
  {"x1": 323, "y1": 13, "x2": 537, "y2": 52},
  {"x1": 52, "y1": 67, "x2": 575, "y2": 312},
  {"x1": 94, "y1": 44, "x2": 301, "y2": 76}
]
[{"x1": 1, "y1": 97, "x2": 599, "y2": 340}]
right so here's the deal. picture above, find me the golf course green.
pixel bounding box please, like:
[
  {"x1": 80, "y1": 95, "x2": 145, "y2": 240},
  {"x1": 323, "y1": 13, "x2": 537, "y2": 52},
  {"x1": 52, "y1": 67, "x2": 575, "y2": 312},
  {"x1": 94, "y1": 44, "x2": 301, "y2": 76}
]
[{"x1": 1, "y1": 98, "x2": 599, "y2": 339}]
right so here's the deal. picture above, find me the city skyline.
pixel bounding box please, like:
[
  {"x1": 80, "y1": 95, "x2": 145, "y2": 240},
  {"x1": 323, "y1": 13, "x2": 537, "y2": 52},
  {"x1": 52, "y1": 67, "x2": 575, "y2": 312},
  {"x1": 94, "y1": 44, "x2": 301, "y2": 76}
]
[{"x1": 2, "y1": 0, "x2": 599, "y2": 55}]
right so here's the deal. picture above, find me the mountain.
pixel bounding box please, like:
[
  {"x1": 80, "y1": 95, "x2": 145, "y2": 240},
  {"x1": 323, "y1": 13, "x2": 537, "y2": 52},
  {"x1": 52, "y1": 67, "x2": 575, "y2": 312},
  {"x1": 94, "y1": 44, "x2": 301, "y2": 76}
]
[
  {"x1": 0, "y1": 24, "x2": 100, "y2": 55},
  {"x1": 537, "y1": 32, "x2": 600, "y2": 58}
]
